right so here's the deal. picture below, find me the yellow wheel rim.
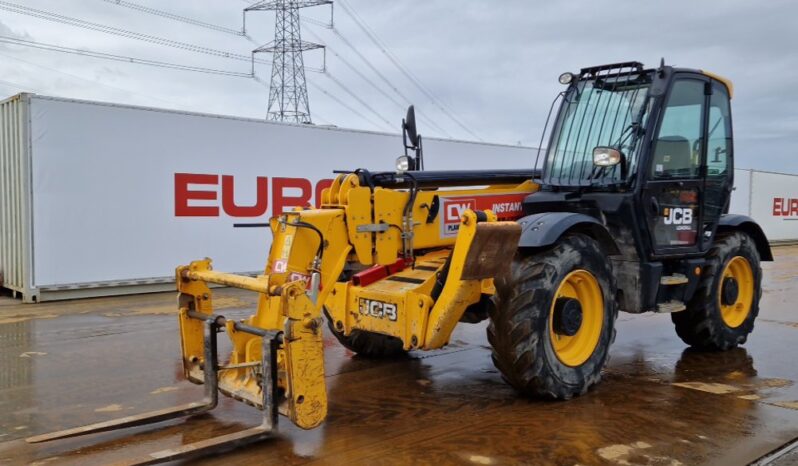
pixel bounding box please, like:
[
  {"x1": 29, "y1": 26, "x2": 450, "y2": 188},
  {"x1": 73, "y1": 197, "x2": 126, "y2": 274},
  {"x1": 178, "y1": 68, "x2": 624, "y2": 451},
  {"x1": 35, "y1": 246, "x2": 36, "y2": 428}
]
[
  {"x1": 719, "y1": 256, "x2": 754, "y2": 328},
  {"x1": 548, "y1": 270, "x2": 604, "y2": 367}
]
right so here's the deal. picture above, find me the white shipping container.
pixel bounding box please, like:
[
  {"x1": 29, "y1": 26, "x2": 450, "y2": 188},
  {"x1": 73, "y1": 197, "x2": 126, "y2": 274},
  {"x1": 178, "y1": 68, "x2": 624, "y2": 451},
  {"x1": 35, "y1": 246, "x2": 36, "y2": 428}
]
[
  {"x1": 729, "y1": 169, "x2": 752, "y2": 216},
  {"x1": 2, "y1": 94, "x2": 796, "y2": 303},
  {"x1": 0, "y1": 94, "x2": 537, "y2": 302},
  {"x1": 747, "y1": 170, "x2": 798, "y2": 242}
]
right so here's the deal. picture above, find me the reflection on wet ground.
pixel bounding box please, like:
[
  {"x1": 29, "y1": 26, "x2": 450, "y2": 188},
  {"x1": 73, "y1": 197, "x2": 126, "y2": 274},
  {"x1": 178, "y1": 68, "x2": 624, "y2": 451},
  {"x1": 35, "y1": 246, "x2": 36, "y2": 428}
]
[{"x1": 0, "y1": 246, "x2": 797, "y2": 465}]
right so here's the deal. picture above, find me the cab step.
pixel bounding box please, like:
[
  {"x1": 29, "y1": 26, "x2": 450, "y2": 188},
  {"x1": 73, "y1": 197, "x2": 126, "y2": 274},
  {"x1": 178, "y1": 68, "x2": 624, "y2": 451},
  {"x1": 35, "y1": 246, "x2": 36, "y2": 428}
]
[
  {"x1": 656, "y1": 301, "x2": 687, "y2": 313},
  {"x1": 660, "y1": 274, "x2": 689, "y2": 286}
]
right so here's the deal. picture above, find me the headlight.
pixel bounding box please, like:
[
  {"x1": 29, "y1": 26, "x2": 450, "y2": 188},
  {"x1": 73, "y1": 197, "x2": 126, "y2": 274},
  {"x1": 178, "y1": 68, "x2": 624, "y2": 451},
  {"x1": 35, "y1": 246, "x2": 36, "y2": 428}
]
[
  {"x1": 396, "y1": 155, "x2": 412, "y2": 171},
  {"x1": 558, "y1": 72, "x2": 575, "y2": 85},
  {"x1": 593, "y1": 147, "x2": 623, "y2": 166}
]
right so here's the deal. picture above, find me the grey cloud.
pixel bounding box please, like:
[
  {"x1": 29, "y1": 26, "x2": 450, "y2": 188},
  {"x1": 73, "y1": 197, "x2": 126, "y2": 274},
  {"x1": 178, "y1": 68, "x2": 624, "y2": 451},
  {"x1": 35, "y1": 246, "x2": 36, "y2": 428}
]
[{"x1": 0, "y1": 0, "x2": 796, "y2": 172}]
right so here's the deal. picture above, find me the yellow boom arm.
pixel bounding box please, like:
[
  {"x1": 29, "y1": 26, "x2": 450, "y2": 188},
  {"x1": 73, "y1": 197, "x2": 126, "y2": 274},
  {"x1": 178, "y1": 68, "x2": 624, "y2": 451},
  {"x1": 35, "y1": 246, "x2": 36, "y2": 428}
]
[
  {"x1": 27, "y1": 172, "x2": 535, "y2": 463},
  {"x1": 175, "y1": 173, "x2": 534, "y2": 430}
]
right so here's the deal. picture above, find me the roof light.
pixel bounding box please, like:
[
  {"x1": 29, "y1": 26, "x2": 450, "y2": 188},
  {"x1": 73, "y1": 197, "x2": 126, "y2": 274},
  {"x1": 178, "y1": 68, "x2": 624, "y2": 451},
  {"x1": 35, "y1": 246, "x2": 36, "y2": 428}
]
[{"x1": 558, "y1": 72, "x2": 575, "y2": 85}]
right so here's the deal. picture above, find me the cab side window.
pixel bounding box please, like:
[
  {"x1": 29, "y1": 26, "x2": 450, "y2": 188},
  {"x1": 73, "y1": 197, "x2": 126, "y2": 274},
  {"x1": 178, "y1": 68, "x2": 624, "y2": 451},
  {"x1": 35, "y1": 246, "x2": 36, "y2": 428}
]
[
  {"x1": 651, "y1": 80, "x2": 705, "y2": 179},
  {"x1": 703, "y1": 82, "x2": 734, "y2": 223},
  {"x1": 706, "y1": 83, "x2": 732, "y2": 178}
]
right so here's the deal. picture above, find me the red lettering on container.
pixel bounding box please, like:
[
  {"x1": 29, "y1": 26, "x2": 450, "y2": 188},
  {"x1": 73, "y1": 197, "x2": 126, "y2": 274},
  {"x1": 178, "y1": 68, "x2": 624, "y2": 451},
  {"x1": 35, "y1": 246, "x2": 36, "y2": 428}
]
[
  {"x1": 773, "y1": 198, "x2": 782, "y2": 216},
  {"x1": 221, "y1": 175, "x2": 269, "y2": 217},
  {"x1": 315, "y1": 179, "x2": 334, "y2": 208},
  {"x1": 773, "y1": 197, "x2": 798, "y2": 217},
  {"x1": 175, "y1": 174, "x2": 368, "y2": 218},
  {"x1": 273, "y1": 177, "x2": 312, "y2": 215},
  {"x1": 175, "y1": 173, "x2": 219, "y2": 217}
]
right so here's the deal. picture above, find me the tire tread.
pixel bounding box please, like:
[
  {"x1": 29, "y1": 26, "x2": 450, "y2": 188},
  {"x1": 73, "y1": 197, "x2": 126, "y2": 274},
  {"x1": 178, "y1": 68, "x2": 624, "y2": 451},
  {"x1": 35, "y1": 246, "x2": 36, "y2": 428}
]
[{"x1": 488, "y1": 234, "x2": 618, "y2": 399}]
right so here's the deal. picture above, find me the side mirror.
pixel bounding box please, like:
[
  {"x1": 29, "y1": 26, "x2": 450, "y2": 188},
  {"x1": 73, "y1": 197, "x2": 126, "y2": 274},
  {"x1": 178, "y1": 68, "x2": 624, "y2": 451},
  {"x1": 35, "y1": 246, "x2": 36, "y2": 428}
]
[
  {"x1": 396, "y1": 155, "x2": 416, "y2": 172},
  {"x1": 593, "y1": 146, "x2": 623, "y2": 167},
  {"x1": 400, "y1": 105, "x2": 423, "y2": 170},
  {"x1": 404, "y1": 105, "x2": 419, "y2": 147}
]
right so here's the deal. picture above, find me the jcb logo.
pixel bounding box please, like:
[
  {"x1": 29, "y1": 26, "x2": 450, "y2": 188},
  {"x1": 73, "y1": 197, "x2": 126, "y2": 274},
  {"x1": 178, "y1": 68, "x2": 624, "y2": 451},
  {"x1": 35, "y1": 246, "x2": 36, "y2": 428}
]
[
  {"x1": 358, "y1": 298, "x2": 398, "y2": 321},
  {"x1": 664, "y1": 208, "x2": 693, "y2": 225}
]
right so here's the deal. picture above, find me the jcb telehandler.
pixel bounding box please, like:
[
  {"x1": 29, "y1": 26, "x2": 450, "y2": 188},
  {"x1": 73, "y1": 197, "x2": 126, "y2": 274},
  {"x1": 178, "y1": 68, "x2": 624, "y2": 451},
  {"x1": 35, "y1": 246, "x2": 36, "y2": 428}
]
[{"x1": 28, "y1": 61, "x2": 772, "y2": 463}]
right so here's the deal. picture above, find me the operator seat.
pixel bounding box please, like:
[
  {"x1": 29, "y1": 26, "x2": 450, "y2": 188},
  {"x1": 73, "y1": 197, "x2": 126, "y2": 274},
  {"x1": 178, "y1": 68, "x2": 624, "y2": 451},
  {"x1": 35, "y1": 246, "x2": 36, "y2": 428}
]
[{"x1": 651, "y1": 135, "x2": 693, "y2": 177}]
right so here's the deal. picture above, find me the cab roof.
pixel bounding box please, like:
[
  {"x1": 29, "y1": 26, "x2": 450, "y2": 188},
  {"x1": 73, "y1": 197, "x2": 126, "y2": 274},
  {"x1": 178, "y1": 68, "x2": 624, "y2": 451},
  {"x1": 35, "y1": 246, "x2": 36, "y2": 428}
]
[{"x1": 701, "y1": 70, "x2": 734, "y2": 98}]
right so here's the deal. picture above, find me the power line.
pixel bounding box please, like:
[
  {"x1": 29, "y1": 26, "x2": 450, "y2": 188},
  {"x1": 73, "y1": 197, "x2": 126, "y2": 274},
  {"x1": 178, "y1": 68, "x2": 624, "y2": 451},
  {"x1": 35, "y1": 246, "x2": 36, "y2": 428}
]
[
  {"x1": 95, "y1": 0, "x2": 438, "y2": 133},
  {"x1": 242, "y1": 2, "x2": 390, "y2": 129},
  {"x1": 241, "y1": 0, "x2": 452, "y2": 137},
  {"x1": 321, "y1": 25, "x2": 451, "y2": 137},
  {"x1": 0, "y1": 0, "x2": 410, "y2": 131},
  {"x1": 338, "y1": 0, "x2": 478, "y2": 139},
  {"x1": 2, "y1": 40, "x2": 352, "y2": 129},
  {"x1": 301, "y1": 16, "x2": 333, "y2": 29},
  {"x1": 0, "y1": 77, "x2": 43, "y2": 94},
  {"x1": 0, "y1": 36, "x2": 254, "y2": 77},
  {"x1": 255, "y1": 74, "x2": 384, "y2": 130},
  {"x1": 308, "y1": 79, "x2": 387, "y2": 131},
  {"x1": 328, "y1": 26, "x2": 413, "y2": 106},
  {"x1": 0, "y1": 9, "x2": 388, "y2": 130},
  {"x1": 241, "y1": 0, "x2": 411, "y2": 131},
  {"x1": 337, "y1": 0, "x2": 482, "y2": 140},
  {"x1": 303, "y1": 28, "x2": 402, "y2": 111},
  {"x1": 0, "y1": 1, "x2": 279, "y2": 66},
  {"x1": 0, "y1": 50, "x2": 174, "y2": 104},
  {"x1": 102, "y1": 0, "x2": 334, "y2": 48},
  {"x1": 100, "y1": 0, "x2": 244, "y2": 35},
  {"x1": 323, "y1": 71, "x2": 393, "y2": 130}
]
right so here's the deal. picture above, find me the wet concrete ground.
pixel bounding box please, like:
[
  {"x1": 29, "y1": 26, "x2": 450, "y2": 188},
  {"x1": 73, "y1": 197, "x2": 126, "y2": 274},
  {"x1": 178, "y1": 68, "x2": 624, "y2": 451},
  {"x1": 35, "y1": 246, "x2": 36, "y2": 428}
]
[{"x1": 0, "y1": 246, "x2": 797, "y2": 465}]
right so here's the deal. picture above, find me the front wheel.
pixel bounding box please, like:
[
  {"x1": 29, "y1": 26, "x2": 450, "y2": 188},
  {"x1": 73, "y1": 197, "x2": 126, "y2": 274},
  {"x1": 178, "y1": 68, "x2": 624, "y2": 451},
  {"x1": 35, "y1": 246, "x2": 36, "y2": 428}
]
[
  {"x1": 672, "y1": 231, "x2": 762, "y2": 350},
  {"x1": 488, "y1": 233, "x2": 618, "y2": 399}
]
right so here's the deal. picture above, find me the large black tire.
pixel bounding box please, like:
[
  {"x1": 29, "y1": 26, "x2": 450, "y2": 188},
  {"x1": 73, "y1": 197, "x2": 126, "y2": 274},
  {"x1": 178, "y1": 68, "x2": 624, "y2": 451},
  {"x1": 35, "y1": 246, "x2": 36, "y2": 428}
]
[
  {"x1": 672, "y1": 231, "x2": 762, "y2": 350},
  {"x1": 488, "y1": 233, "x2": 618, "y2": 399},
  {"x1": 324, "y1": 309, "x2": 406, "y2": 358}
]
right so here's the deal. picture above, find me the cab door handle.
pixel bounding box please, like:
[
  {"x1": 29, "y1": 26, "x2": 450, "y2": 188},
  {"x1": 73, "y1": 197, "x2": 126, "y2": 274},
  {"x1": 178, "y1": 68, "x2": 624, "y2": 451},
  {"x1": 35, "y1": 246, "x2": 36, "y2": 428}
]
[{"x1": 649, "y1": 197, "x2": 661, "y2": 216}]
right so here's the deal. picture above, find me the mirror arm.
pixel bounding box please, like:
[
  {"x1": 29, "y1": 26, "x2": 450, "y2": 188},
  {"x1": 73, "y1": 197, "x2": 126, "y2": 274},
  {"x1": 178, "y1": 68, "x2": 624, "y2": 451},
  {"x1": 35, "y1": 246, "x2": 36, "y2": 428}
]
[
  {"x1": 416, "y1": 135, "x2": 424, "y2": 171},
  {"x1": 402, "y1": 118, "x2": 409, "y2": 157},
  {"x1": 620, "y1": 155, "x2": 628, "y2": 179}
]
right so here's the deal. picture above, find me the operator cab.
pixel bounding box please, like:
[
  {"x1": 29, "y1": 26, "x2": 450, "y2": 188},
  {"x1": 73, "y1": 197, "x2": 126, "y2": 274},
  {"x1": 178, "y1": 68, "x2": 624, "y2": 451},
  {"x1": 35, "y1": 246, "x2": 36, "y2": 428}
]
[
  {"x1": 523, "y1": 60, "x2": 771, "y2": 315},
  {"x1": 528, "y1": 61, "x2": 738, "y2": 259}
]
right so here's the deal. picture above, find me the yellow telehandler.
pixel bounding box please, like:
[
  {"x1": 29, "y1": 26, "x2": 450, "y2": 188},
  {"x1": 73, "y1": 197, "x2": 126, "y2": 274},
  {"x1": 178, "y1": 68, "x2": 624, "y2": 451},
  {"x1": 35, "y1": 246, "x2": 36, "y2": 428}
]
[{"x1": 27, "y1": 61, "x2": 772, "y2": 464}]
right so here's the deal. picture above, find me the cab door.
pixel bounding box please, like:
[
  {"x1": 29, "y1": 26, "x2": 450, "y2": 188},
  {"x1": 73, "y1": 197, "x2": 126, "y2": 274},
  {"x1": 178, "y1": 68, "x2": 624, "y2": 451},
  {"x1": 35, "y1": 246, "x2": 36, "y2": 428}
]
[
  {"x1": 700, "y1": 81, "x2": 734, "y2": 248},
  {"x1": 642, "y1": 77, "x2": 708, "y2": 256}
]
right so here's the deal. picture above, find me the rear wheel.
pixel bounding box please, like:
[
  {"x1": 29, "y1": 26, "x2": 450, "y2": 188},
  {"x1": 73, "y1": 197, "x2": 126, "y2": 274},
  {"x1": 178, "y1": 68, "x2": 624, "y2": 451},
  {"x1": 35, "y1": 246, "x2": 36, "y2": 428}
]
[
  {"x1": 488, "y1": 233, "x2": 618, "y2": 399},
  {"x1": 672, "y1": 231, "x2": 762, "y2": 350},
  {"x1": 324, "y1": 309, "x2": 406, "y2": 358}
]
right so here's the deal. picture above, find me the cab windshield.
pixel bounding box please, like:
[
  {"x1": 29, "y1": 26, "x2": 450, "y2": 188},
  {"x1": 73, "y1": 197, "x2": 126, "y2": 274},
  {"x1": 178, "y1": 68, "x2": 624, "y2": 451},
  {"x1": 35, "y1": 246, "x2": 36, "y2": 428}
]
[{"x1": 544, "y1": 73, "x2": 652, "y2": 186}]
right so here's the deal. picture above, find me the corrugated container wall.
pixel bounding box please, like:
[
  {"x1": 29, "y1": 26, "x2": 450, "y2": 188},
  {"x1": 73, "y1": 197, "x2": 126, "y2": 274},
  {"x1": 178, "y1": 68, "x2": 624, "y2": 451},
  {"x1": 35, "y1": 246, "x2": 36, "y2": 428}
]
[{"x1": 0, "y1": 94, "x2": 32, "y2": 300}]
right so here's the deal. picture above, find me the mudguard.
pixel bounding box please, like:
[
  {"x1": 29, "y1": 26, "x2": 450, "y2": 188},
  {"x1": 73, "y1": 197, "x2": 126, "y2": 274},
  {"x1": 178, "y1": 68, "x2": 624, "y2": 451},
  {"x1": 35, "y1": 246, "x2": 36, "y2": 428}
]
[
  {"x1": 517, "y1": 212, "x2": 620, "y2": 255},
  {"x1": 717, "y1": 214, "x2": 773, "y2": 261}
]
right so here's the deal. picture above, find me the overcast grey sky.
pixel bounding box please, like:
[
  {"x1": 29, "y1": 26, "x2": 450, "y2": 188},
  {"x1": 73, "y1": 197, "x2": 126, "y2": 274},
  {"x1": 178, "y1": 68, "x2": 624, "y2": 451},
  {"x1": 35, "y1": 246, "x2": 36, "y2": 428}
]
[{"x1": 1, "y1": 0, "x2": 796, "y2": 173}]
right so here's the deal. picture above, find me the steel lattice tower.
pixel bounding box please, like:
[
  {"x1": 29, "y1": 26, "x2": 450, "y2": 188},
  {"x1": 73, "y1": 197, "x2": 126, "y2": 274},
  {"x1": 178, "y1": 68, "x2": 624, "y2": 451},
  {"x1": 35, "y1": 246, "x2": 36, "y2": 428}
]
[{"x1": 247, "y1": 1, "x2": 330, "y2": 124}]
